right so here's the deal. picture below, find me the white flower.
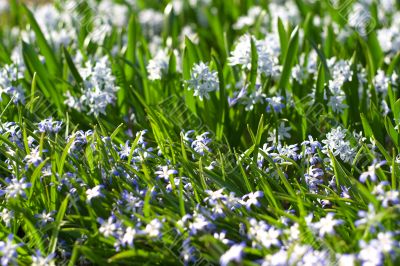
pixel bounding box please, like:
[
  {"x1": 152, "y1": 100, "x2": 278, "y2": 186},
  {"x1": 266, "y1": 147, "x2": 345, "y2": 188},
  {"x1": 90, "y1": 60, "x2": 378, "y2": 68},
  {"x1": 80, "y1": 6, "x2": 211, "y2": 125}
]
[
  {"x1": 322, "y1": 126, "x2": 356, "y2": 163},
  {"x1": 38, "y1": 117, "x2": 62, "y2": 133},
  {"x1": 86, "y1": 185, "x2": 104, "y2": 202},
  {"x1": 147, "y1": 49, "x2": 169, "y2": 80},
  {"x1": 359, "y1": 161, "x2": 386, "y2": 183},
  {"x1": 263, "y1": 249, "x2": 288, "y2": 266},
  {"x1": 267, "y1": 122, "x2": 292, "y2": 144},
  {"x1": 380, "y1": 190, "x2": 400, "y2": 207},
  {"x1": 375, "y1": 232, "x2": 396, "y2": 253},
  {"x1": 337, "y1": 254, "x2": 355, "y2": 266},
  {"x1": 187, "y1": 62, "x2": 219, "y2": 100},
  {"x1": 0, "y1": 234, "x2": 20, "y2": 266},
  {"x1": 286, "y1": 223, "x2": 301, "y2": 242},
  {"x1": 248, "y1": 219, "x2": 281, "y2": 248},
  {"x1": 377, "y1": 24, "x2": 400, "y2": 54},
  {"x1": 191, "y1": 132, "x2": 212, "y2": 155},
  {"x1": 266, "y1": 96, "x2": 285, "y2": 113},
  {"x1": 358, "y1": 240, "x2": 383, "y2": 266},
  {"x1": 31, "y1": 250, "x2": 55, "y2": 266},
  {"x1": 233, "y1": 6, "x2": 263, "y2": 30},
  {"x1": 189, "y1": 213, "x2": 212, "y2": 234},
  {"x1": 35, "y1": 211, "x2": 55, "y2": 226},
  {"x1": 260, "y1": 227, "x2": 281, "y2": 248},
  {"x1": 0, "y1": 208, "x2": 13, "y2": 227},
  {"x1": 98, "y1": 216, "x2": 120, "y2": 238},
  {"x1": 205, "y1": 188, "x2": 226, "y2": 205},
  {"x1": 355, "y1": 203, "x2": 378, "y2": 227},
  {"x1": 0, "y1": 0, "x2": 8, "y2": 13},
  {"x1": 301, "y1": 249, "x2": 330, "y2": 266},
  {"x1": 213, "y1": 231, "x2": 232, "y2": 245},
  {"x1": 348, "y1": 3, "x2": 371, "y2": 36},
  {"x1": 145, "y1": 219, "x2": 163, "y2": 238},
  {"x1": 25, "y1": 147, "x2": 43, "y2": 167},
  {"x1": 228, "y1": 35, "x2": 280, "y2": 77},
  {"x1": 0, "y1": 177, "x2": 31, "y2": 199},
  {"x1": 0, "y1": 64, "x2": 25, "y2": 104},
  {"x1": 139, "y1": 9, "x2": 164, "y2": 36},
  {"x1": 154, "y1": 166, "x2": 178, "y2": 181},
  {"x1": 312, "y1": 213, "x2": 342, "y2": 237},
  {"x1": 121, "y1": 227, "x2": 139, "y2": 247},
  {"x1": 65, "y1": 56, "x2": 119, "y2": 116},
  {"x1": 327, "y1": 83, "x2": 348, "y2": 114},
  {"x1": 220, "y1": 243, "x2": 245, "y2": 266},
  {"x1": 241, "y1": 191, "x2": 264, "y2": 209},
  {"x1": 373, "y1": 70, "x2": 390, "y2": 94}
]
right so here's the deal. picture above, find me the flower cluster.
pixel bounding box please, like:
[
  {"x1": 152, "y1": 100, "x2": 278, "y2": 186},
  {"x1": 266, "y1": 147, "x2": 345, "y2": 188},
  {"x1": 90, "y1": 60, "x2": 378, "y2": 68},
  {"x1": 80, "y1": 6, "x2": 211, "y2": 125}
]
[{"x1": 65, "y1": 56, "x2": 119, "y2": 116}]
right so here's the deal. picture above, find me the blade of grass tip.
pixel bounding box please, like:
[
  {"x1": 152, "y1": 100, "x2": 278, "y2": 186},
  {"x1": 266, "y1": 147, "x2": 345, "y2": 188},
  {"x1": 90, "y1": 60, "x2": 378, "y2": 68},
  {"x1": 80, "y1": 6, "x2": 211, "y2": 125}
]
[
  {"x1": 79, "y1": 246, "x2": 108, "y2": 265},
  {"x1": 58, "y1": 135, "x2": 76, "y2": 178},
  {"x1": 235, "y1": 152, "x2": 253, "y2": 192},
  {"x1": 179, "y1": 175, "x2": 186, "y2": 216},
  {"x1": 29, "y1": 72, "x2": 37, "y2": 113},
  {"x1": 277, "y1": 18, "x2": 288, "y2": 62},
  {"x1": 263, "y1": 154, "x2": 296, "y2": 198},
  {"x1": 392, "y1": 150, "x2": 398, "y2": 190},
  {"x1": 68, "y1": 241, "x2": 81, "y2": 266},
  {"x1": 252, "y1": 114, "x2": 264, "y2": 163},
  {"x1": 315, "y1": 63, "x2": 326, "y2": 104},
  {"x1": 65, "y1": 112, "x2": 70, "y2": 140},
  {"x1": 28, "y1": 158, "x2": 49, "y2": 202},
  {"x1": 22, "y1": 4, "x2": 60, "y2": 76},
  {"x1": 360, "y1": 113, "x2": 374, "y2": 139},
  {"x1": 107, "y1": 250, "x2": 138, "y2": 264},
  {"x1": 143, "y1": 185, "x2": 153, "y2": 217},
  {"x1": 278, "y1": 26, "x2": 299, "y2": 97},
  {"x1": 22, "y1": 122, "x2": 31, "y2": 155},
  {"x1": 393, "y1": 99, "x2": 400, "y2": 124},
  {"x1": 329, "y1": 151, "x2": 351, "y2": 190},
  {"x1": 387, "y1": 52, "x2": 400, "y2": 75},
  {"x1": 127, "y1": 132, "x2": 142, "y2": 165},
  {"x1": 198, "y1": 157, "x2": 207, "y2": 190},
  {"x1": 180, "y1": 133, "x2": 188, "y2": 163},
  {"x1": 372, "y1": 139, "x2": 392, "y2": 163},
  {"x1": 21, "y1": 212, "x2": 45, "y2": 252},
  {"x1": 63, "y1": 46, "x2": 83, "y2": 84},
  {"x1": 49, "y1": 194, "x2": 70, "y2": 254},
  {"x1": 385, "y1": 116, "x2": 399, "y2": 147},
  {"x1": 259, "y1": 173, "x2": 281, "y2": 209},
  {"x1": 110, "y1": 123, "x2": 124, "y2": 141},
  {"x1": 247, "y1": 124, "x2": 256, "y2": 144}
]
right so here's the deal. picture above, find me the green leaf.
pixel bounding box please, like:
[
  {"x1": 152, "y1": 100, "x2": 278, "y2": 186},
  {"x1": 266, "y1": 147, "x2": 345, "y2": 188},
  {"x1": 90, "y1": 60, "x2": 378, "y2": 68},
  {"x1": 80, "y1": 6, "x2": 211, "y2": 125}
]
[
  {"x1": 279, "y1": 26, "x2": 299, "y2": 96},
  {"x1": 23, "y1": 5, "x2": 60, "y2": 76},
  {"x1": 22, "y1": 42, "x2": 63, "y2": 115},
  {"x1": 385, "y1": 116, "x2": 399, "y2": 147},
  {"x1": 249, "y1": 37, "x2": 258, "y2": 90},
  {"x1": 360, "y1": 113, "x2": 374, "y2": 138},
  {"x1": 63, "y1": 46, "x2": 83, "y2": 84},
  {"x1": 277, "y1": 18, "x2": 288, "y2": 61},
  {"x1": 49, "y1": 195, "x2": 70, "y2": 254},
  {"x1": 125, "y1": 14, "x2": 137, "y2": 82}
]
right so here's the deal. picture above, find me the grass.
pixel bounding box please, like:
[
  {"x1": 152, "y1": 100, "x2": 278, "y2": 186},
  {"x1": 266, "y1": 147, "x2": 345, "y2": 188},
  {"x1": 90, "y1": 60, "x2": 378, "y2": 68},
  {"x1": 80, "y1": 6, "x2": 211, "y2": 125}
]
[{"x1": 0, "y1": 0, "x2": 399, "y2": 265}]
